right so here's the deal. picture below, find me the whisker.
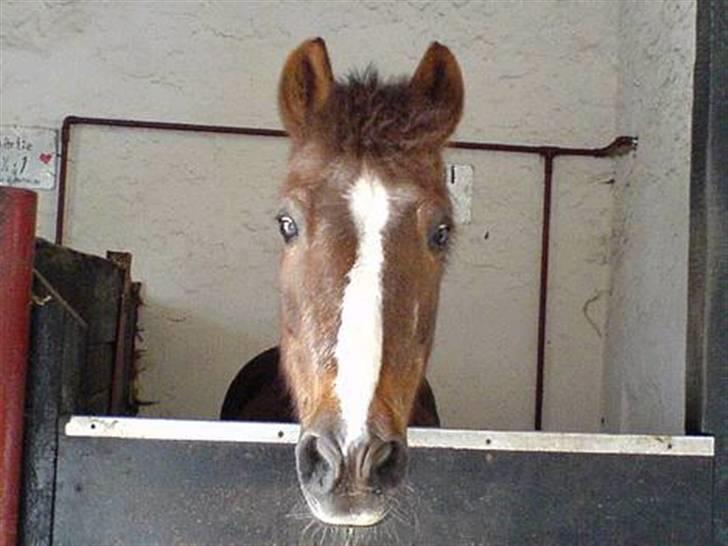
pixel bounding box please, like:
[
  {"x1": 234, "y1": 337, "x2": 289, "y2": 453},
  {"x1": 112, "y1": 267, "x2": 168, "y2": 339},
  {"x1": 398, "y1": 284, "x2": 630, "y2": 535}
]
[
  {"x1": 313, "y1": 523, "x2": 327, "y2": 546},
  {"x1": 298, "y1": 519, "x2": 316, "y2": 546}
]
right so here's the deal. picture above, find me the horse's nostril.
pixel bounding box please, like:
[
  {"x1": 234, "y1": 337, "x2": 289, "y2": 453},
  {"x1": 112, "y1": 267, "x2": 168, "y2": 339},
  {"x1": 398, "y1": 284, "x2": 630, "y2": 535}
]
[
  {"x1": 366, "y1": 441, "x2": 392, "y2": 477},
  {"x1": 364, "y1": 439, "x2": 407, "y2": 491},
  {"x1": 296, "y1": 432, "x2": 341, "y2": 494},
  {"x1": 299, "y1": 436, "x2": 324, "y2": 480}
]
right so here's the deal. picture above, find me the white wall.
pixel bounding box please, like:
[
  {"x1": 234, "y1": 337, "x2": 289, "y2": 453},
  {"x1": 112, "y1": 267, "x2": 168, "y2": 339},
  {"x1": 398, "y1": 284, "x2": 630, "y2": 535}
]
[
  {"x1": 602, "y1": 0, "x2": 696, "y2": 434},
  {"x1": 1, "y1": 1, "x2": 621, "y2": 430}
]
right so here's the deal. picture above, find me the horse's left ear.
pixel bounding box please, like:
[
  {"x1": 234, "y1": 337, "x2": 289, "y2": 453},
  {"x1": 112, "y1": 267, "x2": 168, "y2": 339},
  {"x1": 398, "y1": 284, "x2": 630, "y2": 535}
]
[
  {"x1": 409, "y1": 42, "x2": 464, "y2": 146},
  {"x1": 278, "y1": 38, "x2": 334, "y2": 143}
]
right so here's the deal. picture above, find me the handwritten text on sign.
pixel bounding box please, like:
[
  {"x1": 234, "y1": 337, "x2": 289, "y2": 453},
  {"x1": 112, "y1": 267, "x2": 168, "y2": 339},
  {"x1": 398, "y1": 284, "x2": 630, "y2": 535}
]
[{"x1": 0, "y1": 126, "x2": 58, "y2": 190}]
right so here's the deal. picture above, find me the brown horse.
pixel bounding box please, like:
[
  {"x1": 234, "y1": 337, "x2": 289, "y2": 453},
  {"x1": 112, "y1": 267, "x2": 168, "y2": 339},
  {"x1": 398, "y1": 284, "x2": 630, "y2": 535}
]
[
  {"x1": 221, "y1": 346, "x2": 440, "y2": 426},
  {"x1": 242, "y1": 38, "x2": 463, "y2": 527}
]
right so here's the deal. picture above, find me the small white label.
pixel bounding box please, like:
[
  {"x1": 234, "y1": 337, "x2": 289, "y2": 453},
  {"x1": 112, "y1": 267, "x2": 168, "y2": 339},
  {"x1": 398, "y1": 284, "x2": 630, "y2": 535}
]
[
  {"x1": 0, "y1": 126, "x2": 58, "y2": 190},
  {"x1": 445, "y1": 163, "x2": 473, "y2": 224}
]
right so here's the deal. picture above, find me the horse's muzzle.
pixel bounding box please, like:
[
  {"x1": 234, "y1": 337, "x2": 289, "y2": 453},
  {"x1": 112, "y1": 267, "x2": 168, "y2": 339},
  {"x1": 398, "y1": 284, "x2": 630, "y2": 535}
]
[{"x1": 295, "y1": 428, "x2": 407, "y2": 526}]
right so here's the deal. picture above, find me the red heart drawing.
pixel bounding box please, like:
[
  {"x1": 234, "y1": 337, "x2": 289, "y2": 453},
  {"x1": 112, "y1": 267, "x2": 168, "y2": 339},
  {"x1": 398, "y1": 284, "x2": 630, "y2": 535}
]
[{"x1": 39, "y1": 153, "x2": 53, "y2": 165}]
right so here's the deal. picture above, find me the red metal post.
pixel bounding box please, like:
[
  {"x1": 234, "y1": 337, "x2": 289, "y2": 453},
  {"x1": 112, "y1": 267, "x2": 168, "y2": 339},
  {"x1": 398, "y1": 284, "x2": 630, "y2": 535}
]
[{"x1": 0, "y1": 187, "x2": 38, "y2": 546}]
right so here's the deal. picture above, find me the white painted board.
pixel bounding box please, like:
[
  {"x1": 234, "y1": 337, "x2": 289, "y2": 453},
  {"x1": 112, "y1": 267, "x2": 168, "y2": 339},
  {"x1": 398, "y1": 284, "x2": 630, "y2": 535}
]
[{"x1": 65, "y1": 416, "x2": 714, "y2": 457}]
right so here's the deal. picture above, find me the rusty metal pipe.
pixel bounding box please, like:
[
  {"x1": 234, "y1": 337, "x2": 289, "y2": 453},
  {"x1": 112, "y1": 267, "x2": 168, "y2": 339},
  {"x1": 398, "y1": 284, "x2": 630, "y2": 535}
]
[
  {"x1": 0, "y1": 188, "x2": 38, "y2": 546},
  {"x1": 535, "y1": 153, "x2": 555, "y2": 431},
  {"x1": 53, "y1": 115, "x2": 636, "y2": 431},
  {"x1": 54, "y1": 116, "x2": 636, "y2": 245}
]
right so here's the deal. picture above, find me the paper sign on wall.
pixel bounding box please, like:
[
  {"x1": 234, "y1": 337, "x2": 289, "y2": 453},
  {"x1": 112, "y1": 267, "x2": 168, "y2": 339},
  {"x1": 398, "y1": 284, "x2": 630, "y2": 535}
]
[
  {"x1": 0, "y1": 126, "x2": 58, "y2": 190},
  {"x1": 445, "y1": 163, "x2": 474, "y2": 224}
]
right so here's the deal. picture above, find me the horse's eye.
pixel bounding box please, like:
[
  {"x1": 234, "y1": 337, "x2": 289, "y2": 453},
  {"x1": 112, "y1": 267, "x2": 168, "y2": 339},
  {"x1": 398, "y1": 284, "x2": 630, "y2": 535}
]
[
  {"x1": 277, "y1": 215, "x2": 298, "y2": 243},
  {"x1": 429, "y1": 223, "x2": 451, "y2": 251}
]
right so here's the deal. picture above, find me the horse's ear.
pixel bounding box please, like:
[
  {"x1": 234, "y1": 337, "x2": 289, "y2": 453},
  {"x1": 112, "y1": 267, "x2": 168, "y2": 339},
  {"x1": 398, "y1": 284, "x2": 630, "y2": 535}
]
[
  {"x1": 409, "y1": 42, "x2": 464, "y2": 146},
  {"x1": 278, "y1": 38, "x2": 334, "y2": 143}
]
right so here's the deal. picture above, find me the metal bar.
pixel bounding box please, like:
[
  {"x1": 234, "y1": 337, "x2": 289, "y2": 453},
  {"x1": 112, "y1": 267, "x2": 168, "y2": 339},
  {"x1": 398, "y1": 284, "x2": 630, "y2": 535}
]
[
  {"x1": 0, "y1": 187, "x2": 37, "y2": 546},
  {"x1": 54, "y1": 122, "x2": 71, "y2": 245},
  {"x1": 52, "y1": 115, "x2": 637, "y2": 433},
  {"x1": 451, "y1": 135, "x2": 637, "y2": 157},
  {"x1": 57, "y1": 115, "x2": 637, "y2": 155},
  {"x1": 535, "y1": 153, "x2": 554, "y2": 431},
  {"x1": 53, "y1": 115, "x2": 636, "y2": 245},
  {"x1": 61, "y1": 115, "x2": 287, "y2": 138}
]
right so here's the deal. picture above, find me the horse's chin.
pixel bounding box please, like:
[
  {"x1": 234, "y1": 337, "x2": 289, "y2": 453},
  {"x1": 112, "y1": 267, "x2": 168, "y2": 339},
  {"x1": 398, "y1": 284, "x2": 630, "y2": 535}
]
[
  {"x1": 311, "y1": 509, "x2": 385, "y2": 527},
  {"x1": 302, "y1": 489, "x2": 387, "y2": 527}
]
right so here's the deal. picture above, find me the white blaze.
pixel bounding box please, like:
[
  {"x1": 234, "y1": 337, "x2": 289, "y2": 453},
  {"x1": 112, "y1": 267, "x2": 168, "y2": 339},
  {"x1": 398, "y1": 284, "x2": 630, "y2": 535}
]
[{"x1": 334, "y1": 172, "x2": 390, "y2": 448}]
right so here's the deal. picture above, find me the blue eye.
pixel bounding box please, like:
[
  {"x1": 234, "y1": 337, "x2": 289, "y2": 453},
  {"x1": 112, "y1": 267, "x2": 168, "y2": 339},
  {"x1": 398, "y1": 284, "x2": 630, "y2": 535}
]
[
  {"x1": 429, "y1": 223, "x2": 451, "y2": 250},
  {"x1": 277, "y1": 214, "x2": 298, "y2": 243}
]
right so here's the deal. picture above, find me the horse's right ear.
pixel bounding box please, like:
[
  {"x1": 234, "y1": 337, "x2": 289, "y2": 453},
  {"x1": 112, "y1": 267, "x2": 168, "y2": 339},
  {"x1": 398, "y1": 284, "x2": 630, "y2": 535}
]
[{"x1": 278, "y1": 38, "x2": 334, "y2": 143}]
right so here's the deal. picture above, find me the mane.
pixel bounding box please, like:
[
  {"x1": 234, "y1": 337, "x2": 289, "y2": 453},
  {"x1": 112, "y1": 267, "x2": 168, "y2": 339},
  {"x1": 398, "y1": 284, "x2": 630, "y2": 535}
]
[{"x1": 311, "y1": 68, "x2": 451, "y2": 157}]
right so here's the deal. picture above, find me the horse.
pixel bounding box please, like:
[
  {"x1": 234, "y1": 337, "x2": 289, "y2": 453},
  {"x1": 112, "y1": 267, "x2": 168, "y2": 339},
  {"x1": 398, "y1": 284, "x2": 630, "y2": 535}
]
[
  {"x1": 221, "y1": 346, "x2": 440, "y2": 426},
  {"x1": 228, "y1": 37, "x2": 463, "y2": 527}
]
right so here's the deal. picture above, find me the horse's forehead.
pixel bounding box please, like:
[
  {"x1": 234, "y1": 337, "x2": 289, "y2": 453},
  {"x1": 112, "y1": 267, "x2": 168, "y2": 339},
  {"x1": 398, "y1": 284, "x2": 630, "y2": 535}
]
[
  {"x1": 292, "y1": 166, "x2": 428, "y2": 216},
  {"x1": 287, "y1": 143, "x2": 441, "y2": 192}
]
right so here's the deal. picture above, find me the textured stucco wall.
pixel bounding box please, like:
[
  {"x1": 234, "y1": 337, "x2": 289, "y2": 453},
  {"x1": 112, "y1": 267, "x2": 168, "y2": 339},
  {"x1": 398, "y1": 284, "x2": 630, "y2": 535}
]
[
  {"x1": 1, "y1": 1, "x2": 620, "y2": 430},
  {"x1": 601, "y1": 0, "x2": 696, "y2": 434}
]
